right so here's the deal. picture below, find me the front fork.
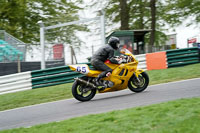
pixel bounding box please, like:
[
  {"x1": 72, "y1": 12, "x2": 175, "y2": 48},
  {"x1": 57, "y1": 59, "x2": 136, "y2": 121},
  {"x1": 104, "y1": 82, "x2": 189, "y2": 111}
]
[
  {"x1": 133, "y1": 69, "x2": 145, "y2": 82},
  {"x1": 133, "y1": 73, "x2": 140, "y2": 82}
]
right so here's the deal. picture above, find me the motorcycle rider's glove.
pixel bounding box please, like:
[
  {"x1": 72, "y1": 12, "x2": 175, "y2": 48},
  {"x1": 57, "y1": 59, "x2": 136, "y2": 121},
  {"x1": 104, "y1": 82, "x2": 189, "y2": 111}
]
[{"x1": 108, "y1": 57, "x2": 119, "y2": 64}]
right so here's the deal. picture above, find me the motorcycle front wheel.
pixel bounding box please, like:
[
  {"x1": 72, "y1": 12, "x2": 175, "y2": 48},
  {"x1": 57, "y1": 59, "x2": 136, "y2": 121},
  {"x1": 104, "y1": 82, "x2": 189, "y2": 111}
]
[
  {"x1": 72, "y1": 77, "x2": 96, "y2": 102},
  {"x1": 128, "y1": 72, "x2": 149, "y2": 93}
]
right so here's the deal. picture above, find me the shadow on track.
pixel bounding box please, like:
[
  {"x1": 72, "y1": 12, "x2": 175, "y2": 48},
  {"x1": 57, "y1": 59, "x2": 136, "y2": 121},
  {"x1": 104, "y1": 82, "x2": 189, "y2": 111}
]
[{"x1": 74, "y1": 90, "x2": 150, "y2": 104}]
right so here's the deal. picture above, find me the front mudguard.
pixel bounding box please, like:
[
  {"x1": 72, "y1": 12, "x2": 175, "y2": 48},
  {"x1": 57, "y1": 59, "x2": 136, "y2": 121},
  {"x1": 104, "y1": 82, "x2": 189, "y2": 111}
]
[{"x1": 134, "y1": 69, "x2": 145, "y2": 77}]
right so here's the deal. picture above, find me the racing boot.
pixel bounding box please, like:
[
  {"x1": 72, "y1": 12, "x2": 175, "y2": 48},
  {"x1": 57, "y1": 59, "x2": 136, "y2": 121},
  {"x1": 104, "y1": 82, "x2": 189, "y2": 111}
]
[
  {"x1": 94, "y1": 77, "x2": 103, "y2": 86},
  {"x1": 95, "y1": 71, "x2": 112, "y2": 90},
  {"x1": 94, "y1": 76, "x2": 105, "y2": 90}
]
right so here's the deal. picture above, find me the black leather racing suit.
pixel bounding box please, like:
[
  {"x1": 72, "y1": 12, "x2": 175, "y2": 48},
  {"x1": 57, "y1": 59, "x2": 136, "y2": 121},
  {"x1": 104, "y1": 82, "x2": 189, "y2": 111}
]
[{"x1": 91, "y1": 45, "x2": 119, "y2": 80}]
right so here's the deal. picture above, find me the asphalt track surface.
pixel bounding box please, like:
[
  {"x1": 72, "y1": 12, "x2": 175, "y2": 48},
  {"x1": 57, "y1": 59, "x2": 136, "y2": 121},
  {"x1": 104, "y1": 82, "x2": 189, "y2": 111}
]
[{"x1": 0, "y1": 78, "x2": 200, "y2": 131}]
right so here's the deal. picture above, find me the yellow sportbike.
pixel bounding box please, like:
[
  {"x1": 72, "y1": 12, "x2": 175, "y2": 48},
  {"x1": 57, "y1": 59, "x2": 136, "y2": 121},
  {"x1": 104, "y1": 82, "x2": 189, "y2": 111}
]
[{"x1": 69, "y1": 49, "x2": 149, "y2": 102}]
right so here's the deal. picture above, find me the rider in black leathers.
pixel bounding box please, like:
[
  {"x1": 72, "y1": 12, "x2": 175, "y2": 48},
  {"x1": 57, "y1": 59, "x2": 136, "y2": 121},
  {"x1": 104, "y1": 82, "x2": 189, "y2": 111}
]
[{"x1": 91, "y1": 36, "x2": 120, "y2": 85}]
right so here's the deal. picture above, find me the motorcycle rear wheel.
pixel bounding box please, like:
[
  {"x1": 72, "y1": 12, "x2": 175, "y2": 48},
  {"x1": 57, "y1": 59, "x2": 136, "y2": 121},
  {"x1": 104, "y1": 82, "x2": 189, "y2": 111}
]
[
  {"x1": 128, "y1": 72, "x2": 149, "y2": 93},
  {"x1": 72, "y1": 77, "x2": 96, "y2": 102}
]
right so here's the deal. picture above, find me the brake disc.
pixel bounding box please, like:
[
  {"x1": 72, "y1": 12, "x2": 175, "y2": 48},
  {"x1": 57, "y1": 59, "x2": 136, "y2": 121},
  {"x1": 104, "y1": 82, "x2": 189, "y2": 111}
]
[{"x1": 133, "y1": 76, "x2": 144, "y2": 87}]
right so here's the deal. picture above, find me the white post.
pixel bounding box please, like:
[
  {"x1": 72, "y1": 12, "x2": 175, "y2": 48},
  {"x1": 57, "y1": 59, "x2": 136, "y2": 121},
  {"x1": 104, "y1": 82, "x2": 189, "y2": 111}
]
[
  {"x1": 17, "y1": 54, "x2": 21, "y2": 73},
  {"x1": 38, "y1": 21, "x2": 46, "y2": 69},
  {"x1": 100, "y1": 10, "x2": 105, "y2": 45}
]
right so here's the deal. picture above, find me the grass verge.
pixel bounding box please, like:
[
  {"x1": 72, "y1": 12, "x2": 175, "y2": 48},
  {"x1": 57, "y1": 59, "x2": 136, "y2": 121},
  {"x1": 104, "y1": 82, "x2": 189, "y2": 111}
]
[
  {"x1": 147, "y1": 63, "x2": 200, "y2": 85},
  {"x1": 1, "y1": 97, "x2": 200, "y2": 133},
  {"x1": 0, "y1": 83, "x2": 72, "y2": 111},
  {"x1": 0, "y1": 63, "x2": 200, "y2": 111}
]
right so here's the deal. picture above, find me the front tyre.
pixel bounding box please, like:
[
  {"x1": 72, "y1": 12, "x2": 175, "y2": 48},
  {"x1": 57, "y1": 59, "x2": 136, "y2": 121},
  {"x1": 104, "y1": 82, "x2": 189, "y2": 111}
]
[
  {"x1": 72, "y1": 78, "x2": 96, "y2": 102},
  {"x1": 128, "y1": 72, "x2": 149, "y2": 93}
]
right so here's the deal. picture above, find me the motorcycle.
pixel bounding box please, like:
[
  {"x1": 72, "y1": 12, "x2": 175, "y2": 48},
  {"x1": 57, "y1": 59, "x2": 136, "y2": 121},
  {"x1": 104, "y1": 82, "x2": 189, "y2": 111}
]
[{"x1": 69, "y1": 48, "x2": 149, "y2": 102}]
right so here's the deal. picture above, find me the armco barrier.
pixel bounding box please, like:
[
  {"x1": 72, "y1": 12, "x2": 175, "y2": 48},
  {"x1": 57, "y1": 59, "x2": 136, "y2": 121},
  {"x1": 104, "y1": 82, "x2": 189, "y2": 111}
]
[
  {"x1": 31, "y1": 66, "x2": 83, "y2": 89},
  {"x1": 1, "y1": 47, "x2": 199, "y2": 95},
  {"x1": 135, "y1": 54, "x2": 147, "y2": 70},
  {"x1": 166, "y1": 47, "x2": 199, "y2": 67},
  {"x1": 0, "y1": 71, "x2": 32, "y2": 95}
]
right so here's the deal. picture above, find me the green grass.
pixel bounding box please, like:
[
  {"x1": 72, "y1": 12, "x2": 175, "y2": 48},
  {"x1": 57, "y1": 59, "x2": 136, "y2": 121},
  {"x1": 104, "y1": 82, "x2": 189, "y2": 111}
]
[
  {"x1": 0, "y1": 83, "x2": 73, "y2": 111},
  {"x1": 148, "y1": 63, "x2": 200, "y2": 85},
  {"x1": 0, "y1": 63, "x2": 200, "y2": 111},
  {"x1": 1, "y1": 97, "x2": 200, "y2": 133}
]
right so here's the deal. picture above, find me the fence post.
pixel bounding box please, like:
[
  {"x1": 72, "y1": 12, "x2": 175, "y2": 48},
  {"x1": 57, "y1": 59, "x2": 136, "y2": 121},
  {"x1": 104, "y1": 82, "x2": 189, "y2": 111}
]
[
  {"x1": 17, "y1": 54, "x2": 21, "y2": 73},
  {"x1": 100, "y1": 10, "x2": 105, "y2": 45},
  {"x1": 38, "y1": 21, "x2": 46, "y2": 69}
]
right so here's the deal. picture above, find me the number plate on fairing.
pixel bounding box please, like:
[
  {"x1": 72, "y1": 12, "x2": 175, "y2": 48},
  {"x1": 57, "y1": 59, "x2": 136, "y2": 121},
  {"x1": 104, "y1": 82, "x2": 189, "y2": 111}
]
[{"x1": 70, "y1": 64, "x2": 90, "y2": 74}]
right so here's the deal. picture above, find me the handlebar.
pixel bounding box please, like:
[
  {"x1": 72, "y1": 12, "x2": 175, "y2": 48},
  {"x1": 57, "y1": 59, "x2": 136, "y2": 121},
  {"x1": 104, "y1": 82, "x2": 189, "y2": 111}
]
[{"x1": 115, "y1": 54, "x2": 133, "y2": 64}]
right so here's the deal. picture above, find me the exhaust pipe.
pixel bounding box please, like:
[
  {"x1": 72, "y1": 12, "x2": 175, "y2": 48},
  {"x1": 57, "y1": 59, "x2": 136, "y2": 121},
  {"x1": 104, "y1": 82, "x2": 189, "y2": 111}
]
[{"x1": 75, "y1": 78, "x2": 98, "y2": 89}]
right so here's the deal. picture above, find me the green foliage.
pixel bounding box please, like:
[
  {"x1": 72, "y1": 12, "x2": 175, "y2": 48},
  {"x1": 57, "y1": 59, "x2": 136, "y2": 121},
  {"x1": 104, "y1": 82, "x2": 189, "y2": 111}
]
[
  {"x1": 2, "y1": 97, "x2": 200, "y2": 133},
  {"x1": 0, "y1": 0, "x2": 39, "y2": 43},
  {"x1": 164, "y1": 0, "x2": 200, "y2": 26},
  {"x1": 0, "y1": 0, "x2": 87, "y2": 44},
  {"x1": 128, "y1": 0, "x2": 150, "y2": 29}
]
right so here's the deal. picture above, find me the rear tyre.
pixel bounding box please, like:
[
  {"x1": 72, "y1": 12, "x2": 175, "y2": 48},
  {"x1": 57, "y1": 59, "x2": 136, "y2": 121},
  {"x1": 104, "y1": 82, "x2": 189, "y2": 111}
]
[
  {"x1": 128, "y1": 72, "x2": 149, "y2": 93},
  {"x1": 72, "y1": 77, "x2": 96, "y2": 102}
]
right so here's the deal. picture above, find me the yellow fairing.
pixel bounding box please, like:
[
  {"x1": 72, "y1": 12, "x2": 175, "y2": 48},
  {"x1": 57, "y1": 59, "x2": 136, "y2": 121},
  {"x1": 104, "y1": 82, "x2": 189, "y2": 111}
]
[
  {"x1": 99, "y1": 61, "x2": 138, "y2": 93},
  {"x1": 98, "y1": 53, "x2": 142, "y2": 93},
  {"x1": 135, "y1": 69, "x2": 144, "y2": 77},
  {"x1": 69, "y1": 65, "x2": 76, "y2": 71}
]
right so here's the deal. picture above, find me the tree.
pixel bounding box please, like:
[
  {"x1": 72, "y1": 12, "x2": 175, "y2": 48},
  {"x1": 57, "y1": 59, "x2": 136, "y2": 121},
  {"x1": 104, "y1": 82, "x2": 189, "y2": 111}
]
[
  {"x1": 119, "y1": 0, "x2": 130, "y2": 30},
  {"x1": 149, "y1": 0, "x2": 156, "y2": 52},
  {"x1": 0, "y1": 0, "x2": 87, "y2": 44},
  {"x1": 128, "y1": 0, "x2": 150, "y2": 29}
]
